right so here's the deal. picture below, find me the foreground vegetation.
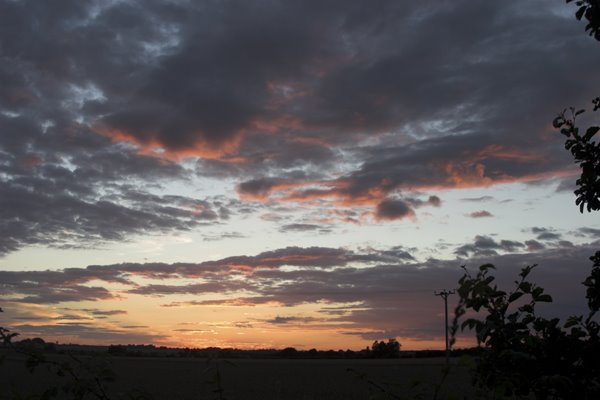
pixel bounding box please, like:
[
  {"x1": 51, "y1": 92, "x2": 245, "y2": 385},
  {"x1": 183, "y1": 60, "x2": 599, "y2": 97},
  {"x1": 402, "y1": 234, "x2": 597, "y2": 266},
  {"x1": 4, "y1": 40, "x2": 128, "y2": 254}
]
[{"x1": 0, "y1": 352, "x2": 473, "y2": 400}]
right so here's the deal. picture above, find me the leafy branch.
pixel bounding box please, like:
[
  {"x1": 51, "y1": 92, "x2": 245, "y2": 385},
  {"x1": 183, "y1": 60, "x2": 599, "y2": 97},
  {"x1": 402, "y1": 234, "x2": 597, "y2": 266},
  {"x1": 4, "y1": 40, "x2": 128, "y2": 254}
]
[
  {"x1": 553, "y1": 100, "x2": 600, "y2": 212},
  {"x1": 567, "y1": 0, "x2": 600, "y2": 41},
  {"x1": 455, "y1": 254, "x2": 600, "y2": 399}
]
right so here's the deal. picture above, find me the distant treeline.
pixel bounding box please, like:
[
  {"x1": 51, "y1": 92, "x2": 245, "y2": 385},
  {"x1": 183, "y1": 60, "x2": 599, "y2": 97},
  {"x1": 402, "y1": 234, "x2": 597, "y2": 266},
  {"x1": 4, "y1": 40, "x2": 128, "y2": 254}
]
[{"x1": 9, "y1": 337, "x2": 481, "y2": 360}]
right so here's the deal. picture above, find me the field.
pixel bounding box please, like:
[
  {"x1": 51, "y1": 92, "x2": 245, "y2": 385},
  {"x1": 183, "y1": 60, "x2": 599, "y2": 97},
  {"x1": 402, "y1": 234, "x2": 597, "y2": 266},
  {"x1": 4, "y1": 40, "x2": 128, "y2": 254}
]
[{"x1": 0, "y1": 353, "x2": 475, "y2": 399}]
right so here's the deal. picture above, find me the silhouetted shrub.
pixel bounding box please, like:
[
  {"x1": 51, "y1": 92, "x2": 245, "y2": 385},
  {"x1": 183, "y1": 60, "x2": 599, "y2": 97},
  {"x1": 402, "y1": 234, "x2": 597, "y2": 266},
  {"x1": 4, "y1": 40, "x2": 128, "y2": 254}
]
[
  {"x1": 279, "y1": 347, "x2": 298, "y2": 358},
  {"x1": 455, "y1": 255, "x2": 600, "y2": 399},
  {"x1": 370, "y1": 338, "x2": 401, "y2": 358}
]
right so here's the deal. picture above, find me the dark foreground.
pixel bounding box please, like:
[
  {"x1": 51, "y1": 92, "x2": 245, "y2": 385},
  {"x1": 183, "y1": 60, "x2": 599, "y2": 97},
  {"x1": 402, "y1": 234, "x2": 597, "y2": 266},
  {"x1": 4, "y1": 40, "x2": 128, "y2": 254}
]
[{"x1": 0, "y1": 353, "x2": 474, "y2": 399}]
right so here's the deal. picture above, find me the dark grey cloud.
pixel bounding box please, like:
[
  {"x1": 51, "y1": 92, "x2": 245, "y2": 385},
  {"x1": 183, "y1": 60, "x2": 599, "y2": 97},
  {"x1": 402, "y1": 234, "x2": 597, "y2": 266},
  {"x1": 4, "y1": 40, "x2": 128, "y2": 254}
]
[
  {"x1": 8, "y1": 286, "x2": 116, "y2": 305},
  {"x1": 577, "y1": 227, "x2": 600, "y2": 238},
  {"x1": 0, "y1": 0, "x2": 228, "y2": 255},
  {"x1": 406, "y1": 195, "x2": 442, "y2": 208},
  {"x1": 455, "y1": 235, "x2": 526, "y2": 257},
  {"x1": 558, "y1": 240, "x2": 575, "y2": 248},
  {"x1": 3, "y1": 240, "x2": 599, "y2": 343},
  {"x1": 556, "y1": 177, "x2": 577, "y2": 192},
  {"x1": 0, "y1": 178, "x2": 226, "y2": 254},
  {"x1": 467, "y1": 210, "x2": 493, "y2": 218},
  {"x1": 197, "y1": 134, "x2": 337, "y2": 179},
  {"x1": 279, "y1": 223, "x2": 332, "y2": 234},
  {"x1": 236, "y1": 177, "x2": 288, "y2": 200},
  {"x1": 12, "y1": 323, "x2": 156, "y2": 344},
  {"x1": 0, "y1": 0, "x2": 595, "y2": 256},
  {"x1": 85, "y1": 309, "x2": 127, "y2": 317},
  {"x1": 341, "y1": 330, "x2": 407, "y2": 341},
  {"x1": 375, "y1": 199, "x2": 415, "y2": 221},
  {"x1": 530, "y1": 227, "x2": 562, "y2": 241},
  {"x1": 59, "y1": 308, "x2": 127, "y2": 318},
  {"x1": 537, "y1": 232, "x2": 562, "y2": 241},
  {"x1": 0, "y1": 246, "x2": 405, "y2": 303},
  {"x1": 371, "y1": 246, "x2": 415, "y2": 262},
  {"x1": 266, "y1": 316, "x2": 312, "y2": 325},
  {"x1": 128, "y1": 281, "x2": 252, "y2": 297},
  {"x1": 461, "y1": 196, "x2": 495, "y2": 203},
  {"x1": 525, "y1": 239, "x2": 546, "y2": 251}
]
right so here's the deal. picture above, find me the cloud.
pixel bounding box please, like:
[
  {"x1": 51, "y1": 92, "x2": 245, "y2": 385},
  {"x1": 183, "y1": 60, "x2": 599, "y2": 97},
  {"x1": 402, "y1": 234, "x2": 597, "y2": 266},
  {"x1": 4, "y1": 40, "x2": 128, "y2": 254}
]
[
  {"x1": 85, "y1": 309, "x2": 127, "y2": 317},
  {"x1": 467, "y1": 210, "x2": 493, "y2": 218},
  {"x1": 2, "y1": 0, "x2": 600, "y2": 347},
  {"x1": 525, "y1": 239, "x2": 546, "y2": 251},
  {"x1": 237, "y1": 178, "x2": 288, "y2": 200},
  {"x1": 537, "y1": 232, "x2": 562, "y2": 241},
  {"x1": 461, "y1": 196, "x2": 495, "y2": 203},
  {"x1": 12, "y1": 323, "x2": 156, "y2": 344},
  {"x1": 1, "y1": 246, "x2": 411, "y2": 303},
  {"x1": 578, "y1": 227, "x2": 600, "y2": 238},
  {"x1": 279, "y1": 223, "x2": 332, "y2": 233},
  {"x1": 60, "y1": 308, "x2": 127, "y2": 318},
  {"x1": 455, "y1": 235, "x2": 526, "y2": 257},
  {"x1": 427, "y1": 196, "x2": 441, "y2": 207},
  {"x1": 202, "y1": 232, "x2": 246, "y2": 242},
  {"x1": 1, "y1": 283, "x2": 118, "y2": 305},
  {"x1": 4, "y1": 240, "x2": 600, "y2": 344},
  {"x1": 375, "y1": 199, "x2": 415, "y2": 221},
  {"x1": 266, "y1": 316, "x2": 312, "y2": 325},
  {"x1": 341, "y1": 330, "x2": 404, "y2": 341},
  {"x1": 0, "y1": 0, "x2": 599, "y2": 254}
]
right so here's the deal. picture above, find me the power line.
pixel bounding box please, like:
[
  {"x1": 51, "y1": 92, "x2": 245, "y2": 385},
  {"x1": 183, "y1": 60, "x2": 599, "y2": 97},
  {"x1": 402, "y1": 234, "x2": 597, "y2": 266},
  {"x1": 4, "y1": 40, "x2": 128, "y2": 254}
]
[{"x1": 434, "y1": 289, "x2": 455, "y2": 365}]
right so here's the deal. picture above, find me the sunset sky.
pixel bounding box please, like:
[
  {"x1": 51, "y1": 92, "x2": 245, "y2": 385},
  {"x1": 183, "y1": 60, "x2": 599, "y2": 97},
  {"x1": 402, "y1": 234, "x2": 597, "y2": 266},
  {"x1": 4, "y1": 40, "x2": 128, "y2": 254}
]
[{"x1": 1, "y1": 0, "x2": 599, "y2": 351}]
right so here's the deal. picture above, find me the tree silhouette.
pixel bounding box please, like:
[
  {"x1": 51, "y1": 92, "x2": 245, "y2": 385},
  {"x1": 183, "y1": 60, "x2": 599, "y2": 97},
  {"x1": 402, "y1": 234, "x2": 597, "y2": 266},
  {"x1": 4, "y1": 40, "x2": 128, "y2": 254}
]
[
  {"x1": 553, "y1": 103, "x2": 600, "y2": 212},
  {"x1": 370, "y1": 338, "x2": 401, "y2": 358},
  {"x1": 453, "y1": 9, "x2": 600, "y2": 397},
  {"x1": 555, "y1": 1, "x2": 600, "y2": 212},
  {"x1": 568, "y1": 0, "x2": 600, "y2": 40}
]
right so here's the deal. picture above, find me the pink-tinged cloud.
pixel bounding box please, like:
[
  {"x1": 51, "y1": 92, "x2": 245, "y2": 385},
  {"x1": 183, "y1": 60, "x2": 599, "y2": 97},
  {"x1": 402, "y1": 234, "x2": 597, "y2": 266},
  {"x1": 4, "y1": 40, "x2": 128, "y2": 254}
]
[
  {"x1": 95, "y1": 126, "x2": 245, "y2": 161},
  {"x1": 229, "y1": 135, "x2": 576, "y2": 225},
  {"x1": 3, "y1": 241, "x2": 597, "y2": 348}
]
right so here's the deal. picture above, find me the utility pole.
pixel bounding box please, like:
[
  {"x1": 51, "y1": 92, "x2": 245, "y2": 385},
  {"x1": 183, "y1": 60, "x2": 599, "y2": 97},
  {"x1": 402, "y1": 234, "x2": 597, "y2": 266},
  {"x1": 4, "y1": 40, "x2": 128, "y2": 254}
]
[{"x1": 434, "y1": 289, "x2": 455, "y2": 365}]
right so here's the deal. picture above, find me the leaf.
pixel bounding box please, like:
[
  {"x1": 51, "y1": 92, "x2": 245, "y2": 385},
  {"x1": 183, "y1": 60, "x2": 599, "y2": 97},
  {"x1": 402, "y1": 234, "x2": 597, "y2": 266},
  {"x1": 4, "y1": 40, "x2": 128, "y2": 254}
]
[
  {"x1": 564, "y1": 316, "x2": 581, "y2": 328},
  {"x1": 576, "y1": 5, "x2": 586, "y2": 20},
  {"x1": 522, "y1": 315, "x2": 535, "y2": 324},
  {"x1": 461, "y1": 318, "x2": 482, "y2": 331},
  {"x1": 508, "y1": 292, "x2": 523, "y2": 303},
  {"x1": 584, "y1": 126, "x2": 599, "y2": 141},
  {"x1": 536, "y1": 294, "x2": 552, "y2": 302},
  {"x1": 519, "y1": 282, "x2": 532, "y2": 293},
  {"x1": 519, "y1": 265, "x2": 535, "y2": 278},
  {"x1": 519, "y1": 304, "x2": 534, "y2": 313},
  {"x1": 553, "y1": 116, "x2": 565, "y2": 128}
]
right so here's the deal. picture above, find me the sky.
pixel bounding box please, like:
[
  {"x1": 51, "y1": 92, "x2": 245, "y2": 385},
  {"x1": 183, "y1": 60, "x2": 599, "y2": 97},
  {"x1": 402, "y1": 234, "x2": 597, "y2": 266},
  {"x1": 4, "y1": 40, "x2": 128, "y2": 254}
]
[{"x1": 1, "y1": 0, "x2": 599, "y2": 351}]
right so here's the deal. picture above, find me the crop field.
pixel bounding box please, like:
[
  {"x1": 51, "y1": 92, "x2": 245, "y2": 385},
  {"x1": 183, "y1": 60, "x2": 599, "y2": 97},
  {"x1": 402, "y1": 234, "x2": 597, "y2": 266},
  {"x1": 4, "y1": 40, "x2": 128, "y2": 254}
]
[{"x1": 0, "y1": 354, "x2": 475, "y2": 400}]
